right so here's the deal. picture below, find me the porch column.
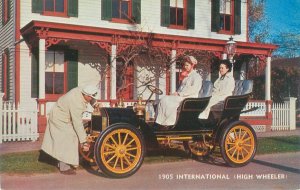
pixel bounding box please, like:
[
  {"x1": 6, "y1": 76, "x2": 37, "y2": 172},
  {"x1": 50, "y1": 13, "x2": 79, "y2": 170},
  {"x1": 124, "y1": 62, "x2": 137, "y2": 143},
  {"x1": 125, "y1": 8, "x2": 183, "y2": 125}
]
[
  {"x1": 170, "y1": 49, "x2": 176, "y2": 93},
  {"x1": 39, "y1": 39, "x2": 46, "y2": 99},
  {"x1": 110, "y1": 44, "x2": 117, "y2": 99},
  {"x1": 265, "y1": 56, "x2": 272, "y2": 131},
  {"x1": 265, "y1": 56, "x2": 271, "y2": 100}
]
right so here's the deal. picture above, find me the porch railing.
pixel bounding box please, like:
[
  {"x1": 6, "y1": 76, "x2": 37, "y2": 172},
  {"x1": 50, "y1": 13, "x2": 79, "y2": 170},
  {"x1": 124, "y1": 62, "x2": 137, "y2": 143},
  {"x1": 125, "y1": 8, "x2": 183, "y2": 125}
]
[{"x1": 0, "y1": 96, "x2": 39, "y2": 143}]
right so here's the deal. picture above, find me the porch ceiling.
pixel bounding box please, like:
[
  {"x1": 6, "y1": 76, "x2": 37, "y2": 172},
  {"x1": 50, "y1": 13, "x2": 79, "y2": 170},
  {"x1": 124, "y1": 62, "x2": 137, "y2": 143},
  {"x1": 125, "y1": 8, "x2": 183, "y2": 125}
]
[{"x1": 20, "y1": 20, "x2": 277, "y2": 56}]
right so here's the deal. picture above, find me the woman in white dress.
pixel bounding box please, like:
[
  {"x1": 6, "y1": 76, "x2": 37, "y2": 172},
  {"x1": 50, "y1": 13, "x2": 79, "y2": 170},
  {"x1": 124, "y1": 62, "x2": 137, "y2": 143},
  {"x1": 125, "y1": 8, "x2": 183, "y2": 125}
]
[
  {"x1": 155, "y1": 56, "x2": 203, "y2": 128},
  {"x1": 198, "y1": 60, "x2": 235, "y2": 119}
]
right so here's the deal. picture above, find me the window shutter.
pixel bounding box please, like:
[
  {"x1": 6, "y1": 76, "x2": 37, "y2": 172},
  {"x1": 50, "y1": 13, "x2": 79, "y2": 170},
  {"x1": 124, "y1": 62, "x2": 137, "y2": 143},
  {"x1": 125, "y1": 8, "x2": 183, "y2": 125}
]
[
  {"x1": 161, "y1": 0, "x2": 170, "y2": 27},
  {"x1": 132, "y1": 0, "x2": 141, "y2": 24},
  {"x1": 6, "y1": 51, "x2": 10, "y2": 100},
  {"x1": 66, "y1": 50, "x2": 78, "y2": 91},
  {"x1": 7, "y1": 0, "x2": 11, "y2": 21},
  {"x1": 31, "y1": 49, "x2": 39, "y2": 98},
  {"x1": 101, "y1": 0, "x2": 112, "y2": 21},
  {"x1": 234, "y1": 0, "x2": 241, "y2": 34},
  {"x1": 68, "y1": 0, "x2": 78, "y2": 17},
  {"x1": 32, "y1": 0, "x2": 43, "y2": 14},
  {"x1": 211, "y1": 0, "x2": 220, "y2": 32},
  {"x1": 187, "y1": 0, "x2": 195, "y2": 29}
]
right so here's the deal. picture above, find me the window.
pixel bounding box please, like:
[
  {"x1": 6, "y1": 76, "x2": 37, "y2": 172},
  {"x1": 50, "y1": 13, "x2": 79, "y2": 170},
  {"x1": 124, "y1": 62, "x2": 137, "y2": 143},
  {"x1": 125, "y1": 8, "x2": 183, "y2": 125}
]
[
  {"x1": 45, "y1": 51, "x2": 66, "y2": 97},
  {"x1": 1, "y1": 50, "x2": 9, "y2": 100},
  {"x1": 112, "y1": 0, "x2": 131, "y2": 21},
  {"x1": 32, "y1": 0, "x2": 78, "y2": 17},
  {"x1": 170, "y1": 0, "x2": 184, "y2": 27},
  {"x1": 2, "y1": 0, "x2": 10, "y2": 25},
  {"x1": 44, "y1": 0, "x2": 67, "y2": 15},
  {"x1": 219, "y1": 0, "x2": 233, "y2": 32},
  {"x1": 102, "y1": 0, "x2": 141, "y2": 24},
  {"x1": 161, "y1": 0, "x2": 194, "y2": 29},
  {"x1": 211, "y1": 0, "x2": 241, "y2": 34}
]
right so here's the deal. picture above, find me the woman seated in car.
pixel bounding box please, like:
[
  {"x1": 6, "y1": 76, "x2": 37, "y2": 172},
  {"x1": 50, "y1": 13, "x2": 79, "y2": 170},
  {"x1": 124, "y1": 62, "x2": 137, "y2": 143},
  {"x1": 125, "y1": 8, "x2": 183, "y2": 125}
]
[
  {"x1": 155, "y1": 56, "x2": 203, "y2": 129},
  {"x1": 198, "y1": 60, "x2": 235, "y2": 119}
]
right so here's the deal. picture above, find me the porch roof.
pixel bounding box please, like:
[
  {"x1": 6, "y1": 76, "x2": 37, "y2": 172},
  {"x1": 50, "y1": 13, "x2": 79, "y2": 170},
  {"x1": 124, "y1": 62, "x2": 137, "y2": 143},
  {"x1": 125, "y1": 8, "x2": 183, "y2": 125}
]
[{"x1": 21, "y1": 20, "x2": 277, "y2": 56}]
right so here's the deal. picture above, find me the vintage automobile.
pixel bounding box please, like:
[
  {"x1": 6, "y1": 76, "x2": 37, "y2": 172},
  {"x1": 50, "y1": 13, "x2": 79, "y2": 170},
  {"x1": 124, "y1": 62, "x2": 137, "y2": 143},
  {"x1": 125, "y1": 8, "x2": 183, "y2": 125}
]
[{"x1": 79, "y1": 80, "x2": 257, "y2": 178}]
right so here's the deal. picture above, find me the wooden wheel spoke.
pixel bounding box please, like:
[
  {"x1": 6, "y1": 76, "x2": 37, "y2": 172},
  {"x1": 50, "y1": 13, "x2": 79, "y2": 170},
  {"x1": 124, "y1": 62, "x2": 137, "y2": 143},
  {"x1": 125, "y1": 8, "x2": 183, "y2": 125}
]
[
  {"x1": 105, "y1": 143, "x2": 116, "y2": 150},
  {"x1": 127, "y1": 147, "x2": 138, "y2": 151},
  {"x1": 125, "y1": 139, "x2": 135, "y2": 147},
  {"x1": 230, "y1": 148, "x2": 238, "y2": 158},
  {"x1": 226, "y1": 144, "x2": 236, "y2": 152},
  {"x1": 242, "y1": 146, "x2": 250, "y2": 154},
  {"x1": 122, "y1": 133, "x2": 129, "y2": 145},
  {"x1": 240, "y1": 131, "x2": 247, "y2": 140},
  {"x1": 242, "y1": 137, "x2": 252, "y2": 143},
  {"x1": 118, "y1": 132, "x2": 122, "y2": 145},
  {"x1": 110, "y1": 136, "x2": 119, "y2": 146},
  {"x1": 113, "y1": 156, "x2": 120, "y2": 168},
  {"x1": 239, "y1": 128, "x2": 242, "y2": 139},
  {"x1": 120, "y1": 157, "x2": 124, "y2": 170},
  {"x1": 125, "y1": 152, "x2": 136, "y2": 158},
  {"x1": 106, "y1": 154, "x2": 117, "y2": 164},
  {"x1": 104, "y1": 150, "x2": 115, "y2": 155},
  {"x1": 124, "y1": 155, "x2": 132, "y2": 166}
]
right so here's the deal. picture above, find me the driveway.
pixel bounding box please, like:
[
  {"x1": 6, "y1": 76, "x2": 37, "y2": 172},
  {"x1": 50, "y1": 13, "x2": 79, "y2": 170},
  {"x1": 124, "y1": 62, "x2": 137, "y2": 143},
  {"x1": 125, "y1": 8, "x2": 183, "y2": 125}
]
[{"x1": 1, "y1": 152, "x2": 300, "y2": 190}]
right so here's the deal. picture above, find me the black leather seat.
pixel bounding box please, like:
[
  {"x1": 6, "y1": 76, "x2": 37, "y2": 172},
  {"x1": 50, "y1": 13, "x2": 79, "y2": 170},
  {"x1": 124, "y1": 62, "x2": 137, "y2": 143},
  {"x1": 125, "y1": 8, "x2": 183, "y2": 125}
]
[
  {"x1": 220, "y1": 80, "x2": 253, "y2": 120},
  {"x1": 198, "y1": 80, "x2": 213, "y2": 98}
]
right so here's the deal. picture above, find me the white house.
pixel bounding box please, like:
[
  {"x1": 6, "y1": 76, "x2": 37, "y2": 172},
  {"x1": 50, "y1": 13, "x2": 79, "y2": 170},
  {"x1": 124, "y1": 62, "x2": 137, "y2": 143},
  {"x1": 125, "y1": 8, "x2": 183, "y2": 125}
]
[{"x1": 0, "y1": 0, "x2": 277, "y2": 132}]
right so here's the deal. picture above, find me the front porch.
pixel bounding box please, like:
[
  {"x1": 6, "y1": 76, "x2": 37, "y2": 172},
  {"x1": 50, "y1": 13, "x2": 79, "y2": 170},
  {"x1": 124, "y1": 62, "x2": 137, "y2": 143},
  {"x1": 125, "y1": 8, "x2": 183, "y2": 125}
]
[{"x1": 19, "y1": 21, "x2": 277, "y2": 133}]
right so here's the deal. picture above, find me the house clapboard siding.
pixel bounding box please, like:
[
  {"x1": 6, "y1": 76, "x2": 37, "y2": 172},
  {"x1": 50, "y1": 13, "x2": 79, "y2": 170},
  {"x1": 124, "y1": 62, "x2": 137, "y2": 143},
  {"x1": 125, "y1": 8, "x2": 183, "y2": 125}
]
[{"x1": 0, "y1": 0, "x2": 15, "y2": 101}]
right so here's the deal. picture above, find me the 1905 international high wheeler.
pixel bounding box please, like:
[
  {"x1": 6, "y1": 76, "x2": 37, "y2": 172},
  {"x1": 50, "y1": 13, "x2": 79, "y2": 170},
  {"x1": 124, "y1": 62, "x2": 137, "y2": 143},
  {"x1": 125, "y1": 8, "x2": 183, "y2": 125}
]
[{"x1": 79, "y1": 80, "x2": 257, "y2": 178}]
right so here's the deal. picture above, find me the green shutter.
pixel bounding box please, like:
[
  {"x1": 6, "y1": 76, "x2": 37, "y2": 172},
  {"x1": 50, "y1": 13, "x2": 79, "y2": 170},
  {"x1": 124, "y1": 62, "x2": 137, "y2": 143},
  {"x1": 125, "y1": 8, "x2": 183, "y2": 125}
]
[
  {"x1": 234, "y1": 0, "x2": 241, "y2": 34},
  {"x1": 31, "y1": 49, "x2": 39, "y2": 98},
  {"x1": 6, "y1": 50, "x2": 10, "y2": 100},
  {"x1": 7, "y1": 0, "x2": 11, "y2": 20},
  {"x1": 32, "y1": 0, "x2": 43, "y2": 13},
  {"x1": 68, "y1": 0, "x2": 78, "y2": 17},
  {"x1": 132, "y1": 0, "x2": 141, "y2": 24},
  {"x1": 187, "y1": 0, "x2": 195, "y2": 29},
  {"x1": 101, "y1": 0, "x2": 112, "y2": 21},
  {"x1": 66, "y1": 50, "x2": 78, "y2": 91},
  {"x1": 161, "y1": 0, "x2": 170, "y2": 27},
  {"x1": 211, "y1": 0, "x2": 220, "y2": 32}
]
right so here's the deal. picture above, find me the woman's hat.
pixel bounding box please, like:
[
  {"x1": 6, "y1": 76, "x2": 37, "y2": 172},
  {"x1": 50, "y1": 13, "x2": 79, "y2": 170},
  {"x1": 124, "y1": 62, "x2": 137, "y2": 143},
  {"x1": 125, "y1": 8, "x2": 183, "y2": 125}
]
[
  {"x1": 82, "y1": 85, "x2": 100, "y2": 100},
  {"x1": 185, "y1": 56, "x2": 198, "y2": 65}
]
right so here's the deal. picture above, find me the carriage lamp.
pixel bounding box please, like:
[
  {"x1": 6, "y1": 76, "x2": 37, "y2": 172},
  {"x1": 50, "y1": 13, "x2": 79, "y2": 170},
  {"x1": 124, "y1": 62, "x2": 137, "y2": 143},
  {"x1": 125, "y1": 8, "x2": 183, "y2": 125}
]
[{"x1": 225, "y1": 36, "x2": 236, "y2": 63}]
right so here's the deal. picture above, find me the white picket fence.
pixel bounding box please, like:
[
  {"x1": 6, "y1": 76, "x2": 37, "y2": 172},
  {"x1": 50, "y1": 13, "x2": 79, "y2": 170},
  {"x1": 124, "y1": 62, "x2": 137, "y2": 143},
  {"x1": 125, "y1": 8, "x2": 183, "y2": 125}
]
[
  {"x1": 0, "y1": 99, "x2": 39, "y2": 143},
  {"x1": 271, "y1": 97, "x2": 297, "y2": 131},
  {"x1": 241, "y1": 97, "x2": 297, "y2": 131}
]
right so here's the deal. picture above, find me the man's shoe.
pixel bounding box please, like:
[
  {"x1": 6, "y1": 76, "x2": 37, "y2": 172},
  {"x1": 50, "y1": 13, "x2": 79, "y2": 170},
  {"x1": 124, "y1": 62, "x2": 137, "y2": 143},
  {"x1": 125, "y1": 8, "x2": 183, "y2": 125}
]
[{"x1": 60, "y1": 168, "x2": 76, "y2": 175}]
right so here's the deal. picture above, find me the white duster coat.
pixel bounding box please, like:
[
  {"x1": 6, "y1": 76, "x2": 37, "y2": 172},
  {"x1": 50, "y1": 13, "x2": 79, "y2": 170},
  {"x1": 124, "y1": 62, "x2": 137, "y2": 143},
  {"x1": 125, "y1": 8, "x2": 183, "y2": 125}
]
[
  {"x1": 198, "y1": 73, "x2": 235, "y2": 119},
  {"x1": 41, "y1": 87, "x2": 88, "y2": 166},
  {"x1": 156, "y1": 70, "x2": 203, "y2": 125}
]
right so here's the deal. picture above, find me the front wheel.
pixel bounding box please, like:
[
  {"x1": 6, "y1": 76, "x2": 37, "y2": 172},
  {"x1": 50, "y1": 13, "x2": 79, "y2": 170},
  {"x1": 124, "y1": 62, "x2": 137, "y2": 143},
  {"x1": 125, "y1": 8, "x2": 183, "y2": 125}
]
[
  {"x1": 220, "y1": 121, "x2": 257, "y2": 167},
  {"x1": 94, "y1": 123, "x2": 145, "y2": 178}
]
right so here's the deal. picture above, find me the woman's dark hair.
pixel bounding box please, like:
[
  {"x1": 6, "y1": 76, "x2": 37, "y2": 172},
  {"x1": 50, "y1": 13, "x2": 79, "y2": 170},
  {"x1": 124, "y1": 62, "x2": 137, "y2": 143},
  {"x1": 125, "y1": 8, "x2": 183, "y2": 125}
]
[{"x1": 220, "y1": 60, "x2": 232, "y2": 72}]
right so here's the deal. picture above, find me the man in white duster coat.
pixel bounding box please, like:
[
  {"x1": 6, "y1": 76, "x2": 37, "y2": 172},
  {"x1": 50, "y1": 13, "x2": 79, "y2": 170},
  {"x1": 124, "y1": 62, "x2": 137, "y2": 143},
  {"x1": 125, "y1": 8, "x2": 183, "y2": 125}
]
[
  {"x1": 41, "y1": 85, "x2": 100, "y2": 175},
  {"x1": 155, "y1": 56, "x2": 203, "y2": 128}
]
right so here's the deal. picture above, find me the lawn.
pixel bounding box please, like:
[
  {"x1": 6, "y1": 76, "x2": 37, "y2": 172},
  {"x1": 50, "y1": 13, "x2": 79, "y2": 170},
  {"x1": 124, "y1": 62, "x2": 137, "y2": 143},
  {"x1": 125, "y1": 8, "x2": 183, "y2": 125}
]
[{"x1": 0, "y1": 136, "x2": 299, "y2": 174}]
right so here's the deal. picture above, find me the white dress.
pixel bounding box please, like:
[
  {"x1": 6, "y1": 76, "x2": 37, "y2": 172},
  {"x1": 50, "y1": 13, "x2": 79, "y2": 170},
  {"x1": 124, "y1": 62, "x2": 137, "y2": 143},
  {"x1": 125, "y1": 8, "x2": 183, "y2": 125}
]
[
  {"x1": 156, "y1": 70, "x2": 203, "y2": 125},
  {"x1": 198, "y1": 73, "x2": 235, "y2": 119}
]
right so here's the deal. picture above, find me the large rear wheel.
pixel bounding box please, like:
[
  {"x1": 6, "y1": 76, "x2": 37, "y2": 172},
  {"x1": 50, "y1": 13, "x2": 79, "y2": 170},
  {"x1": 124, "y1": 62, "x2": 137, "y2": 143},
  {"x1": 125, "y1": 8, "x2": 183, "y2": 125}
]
[
  {"x1": 220, "y1": 121, "x2": 257, "y2": 167},
  {"x1": 94, "y1": 123, "x2": 145, "y2": 178}
]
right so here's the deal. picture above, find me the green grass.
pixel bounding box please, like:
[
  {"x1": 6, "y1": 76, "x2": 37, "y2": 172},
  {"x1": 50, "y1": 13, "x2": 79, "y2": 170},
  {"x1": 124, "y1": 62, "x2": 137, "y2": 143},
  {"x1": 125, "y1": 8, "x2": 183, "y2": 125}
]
[
  {"x1": 0, "y1": 136, "x2": 299, "y2": 174},
  {"x1": 257, "y1": 135, "x2": 300, "y2": 154}
]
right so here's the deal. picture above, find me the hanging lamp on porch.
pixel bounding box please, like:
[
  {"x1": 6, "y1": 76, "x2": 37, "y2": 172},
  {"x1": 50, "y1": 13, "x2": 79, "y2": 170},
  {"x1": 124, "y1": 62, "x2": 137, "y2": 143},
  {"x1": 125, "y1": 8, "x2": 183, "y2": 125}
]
[{"x1": 225, "y1": 36, "x2": 236, "y2": 63}]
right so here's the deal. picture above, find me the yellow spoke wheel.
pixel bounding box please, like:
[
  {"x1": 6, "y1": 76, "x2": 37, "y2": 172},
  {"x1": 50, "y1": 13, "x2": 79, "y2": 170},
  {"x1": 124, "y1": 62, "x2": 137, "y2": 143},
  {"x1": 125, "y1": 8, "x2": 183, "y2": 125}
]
[
  {"x1": 183, "y1": 141, "x2": 210, "y2": 157},
  {"x1": 95, "y1": 124, "x2": 145, "y2": 178},
  {"x1": 220, "y1": 121, "x2": 257, "y2": 167}
]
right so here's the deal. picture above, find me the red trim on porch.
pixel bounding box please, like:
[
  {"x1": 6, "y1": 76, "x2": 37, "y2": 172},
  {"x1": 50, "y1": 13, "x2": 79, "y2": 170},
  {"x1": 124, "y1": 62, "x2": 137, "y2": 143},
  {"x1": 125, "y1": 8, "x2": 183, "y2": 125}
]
[{"x1": 20, "y1": 21, "x2": 277, "y2": 55}]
